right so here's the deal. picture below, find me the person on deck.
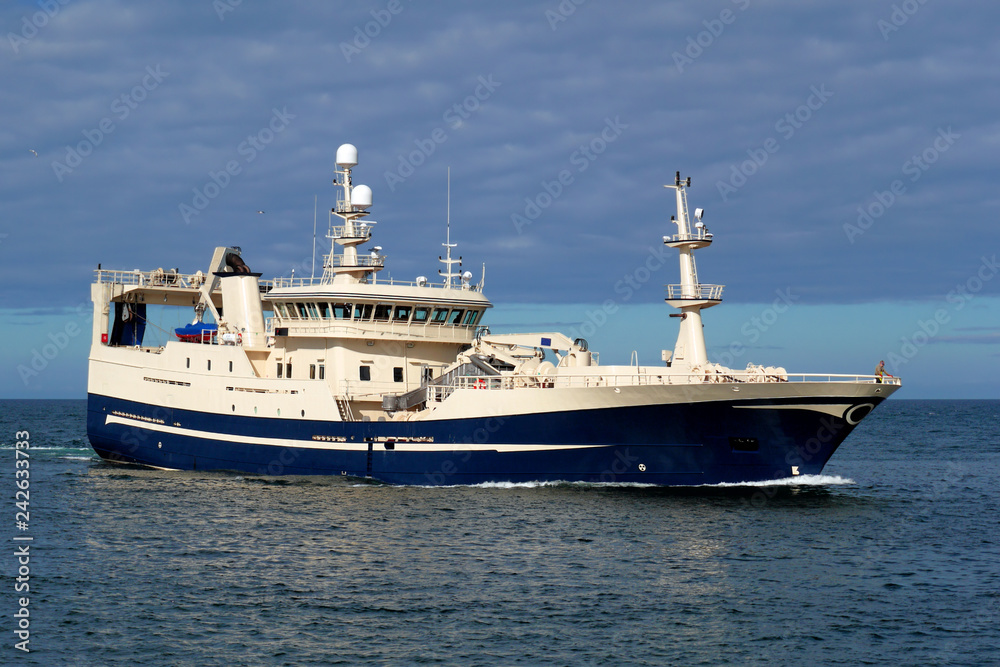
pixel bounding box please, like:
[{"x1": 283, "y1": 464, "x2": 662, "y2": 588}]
[{"x1": 875, "y1": 360, "x2": 893, "y2": 383}]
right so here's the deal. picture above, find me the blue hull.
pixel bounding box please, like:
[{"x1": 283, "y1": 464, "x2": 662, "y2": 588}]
[{"x1": 86, "y1": 392, "x2": 883, "y2": 485}]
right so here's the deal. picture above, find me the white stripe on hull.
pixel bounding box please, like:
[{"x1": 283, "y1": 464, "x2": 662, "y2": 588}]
[
  {"x1": 733, "y1": 403, "x2": 853, "y2": 417},
  {"x1": 105, "y1": 415, "x2": 609, "y2": 453}
]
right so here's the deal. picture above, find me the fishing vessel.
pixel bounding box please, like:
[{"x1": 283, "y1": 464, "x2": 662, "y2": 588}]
[{"x1": 86, "y1": 144, "x2": 901, "y2": 485}]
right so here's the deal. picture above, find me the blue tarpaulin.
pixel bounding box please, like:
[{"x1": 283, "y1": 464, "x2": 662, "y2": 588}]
[{"x1": 111, "y1": 302, "x2": 146, "y2": 346}]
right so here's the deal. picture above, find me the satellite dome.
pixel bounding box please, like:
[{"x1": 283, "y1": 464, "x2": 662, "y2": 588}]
[
  {"x1": 352, "y1": 184, "x2": 372, "y2": 209},
  {"x1": 336, "y1": 144, "x2": 358, "y2": 167}
]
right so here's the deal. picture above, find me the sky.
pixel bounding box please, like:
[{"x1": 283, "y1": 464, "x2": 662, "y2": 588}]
[{"x1": 2, "y1": 0, "x2": 998, "y2": 399}]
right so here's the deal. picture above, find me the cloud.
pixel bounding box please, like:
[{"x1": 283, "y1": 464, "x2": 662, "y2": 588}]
[{"x1": 1, "y1": 2, "x2": 997, "y2": 311}]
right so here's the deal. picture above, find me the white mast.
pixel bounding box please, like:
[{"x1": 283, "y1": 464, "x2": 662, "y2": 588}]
[
  {"x1": 663, "y1": 172, "x2": 723, "y2": 369},
  {"x1": 311, "y1": 194, "x2": 317, "y2": 280},
  {"x1": 439, "y1": 167, "x2": 461, "y2": 287},
  {"x1": 323, "y1": 144, "x2": 382, "y2": 285}
]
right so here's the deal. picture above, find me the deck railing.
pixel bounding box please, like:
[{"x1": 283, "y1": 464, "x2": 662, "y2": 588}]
[
  {"x1": 667, "y1": 229, "x2": 713, "y2": 244},
  {"x1": 665, "y1": 284, "x2": 724, "y2": 300},
  {"x1": 328, "y1": 224, "x2": 373, "y2": 241},
  {"x1": 94, "y1": 268, "x2": 209, "y2": 289},
  {"x1": 420, "y1": 372, "x2": 900, "y2": 398},
  {"x1": 268, "y1": 274, "x2": 484, "y2": 291}
]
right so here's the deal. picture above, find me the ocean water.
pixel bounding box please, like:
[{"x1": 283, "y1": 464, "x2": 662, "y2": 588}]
[{"x1": 0, "y1": 399, "x2": 998, "y2": 666}]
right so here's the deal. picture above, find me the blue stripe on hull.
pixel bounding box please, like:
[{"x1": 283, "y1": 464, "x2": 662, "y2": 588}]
[{"x1": 86, "y1": 393, "x2": 883, "y2": 486}]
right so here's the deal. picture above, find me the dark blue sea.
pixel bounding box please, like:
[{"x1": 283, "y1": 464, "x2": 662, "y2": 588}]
[{"x1": 1, "y1": 399, "x2": 998, "y2": 666}]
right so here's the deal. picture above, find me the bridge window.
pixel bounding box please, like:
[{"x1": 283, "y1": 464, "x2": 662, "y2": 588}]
[
  {"x1": 318, "y1": 302, "x2": 331, "y2": 319},
  {"x1": 448, "y1": 309, "x2": 465, "y2": 325},
  {"x1": 463, "y1": 310, "x2": 479, "y2": 326},
  {"x1": 413, "y1": 307, "x2": 430, "y2": 323},
  {"x1": 296, "y1": 302, "x2": 308, "y2": 319},
  {"x1": 354, "y1": 303, "x2": 373, "y2": 320},
  {"x1": 306, "y1": 302, "x2": 320, "y2": 319},
  {"x1": 373, "y1": 304, "x2": 392, "y2": 321},
  {"x1": 359, "y1": 365, "x2": 371, "y2": 381},
  {"x1": 393, "y1": 305, "x2": 412, "y2": 322},
  {"x1": 432, "y1": 308, "x2": 450, "y2": 324},
  {"x1": 333, "y1": 303, "x2": 352, "y2": 319},
  {"x1": 274, "y1": 303, "x2": 288, "y2": 318}
]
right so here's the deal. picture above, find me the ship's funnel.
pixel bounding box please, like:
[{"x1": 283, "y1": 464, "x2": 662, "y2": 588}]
[{"x1": 216, "y1": 272, "x2": 266, "y2": 348}]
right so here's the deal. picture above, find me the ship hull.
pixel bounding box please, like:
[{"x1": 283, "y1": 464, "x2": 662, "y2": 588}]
[{"x1": 86, "y1": 389, "x2": 888, "y2": 486}]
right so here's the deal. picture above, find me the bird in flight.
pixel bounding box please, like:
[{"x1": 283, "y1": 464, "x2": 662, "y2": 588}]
[
  {"x1": 256, "y1": 210, "x2": 265, "y2": 214},
  {"x1": 29, "y1": 149, "x2": 38, "y2": 157}
]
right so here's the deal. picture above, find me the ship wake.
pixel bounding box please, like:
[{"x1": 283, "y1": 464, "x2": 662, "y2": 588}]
[{"x1": 709, "y1": 474, "x2": 855, "y2": 488}]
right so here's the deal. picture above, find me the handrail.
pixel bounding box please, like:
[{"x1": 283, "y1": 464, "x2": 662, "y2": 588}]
[
  {"x1": 328, "y1": 224, "x2": 373, "y2": 241},
  {"x1": 668, "y1": 229, "x2": 713, "y2": 243},
  {"x1": 665, "y1": 284, "x2": 724, "y2": 300},
  {"x1": 420, "y1": 372, "x2": 900, "y2": 396},
  {"x1": 94, "y1": 269, "x2": 209, "y2": 290},
  {"x1": 329, "y1": 254, "x2": 385, "y2": 268},
  {"x1": 268, "y1": 275, "x2": 483, "y2": 291},
  {"x1": 94, "y1": 267, "x2": 483, "y2": 293}
]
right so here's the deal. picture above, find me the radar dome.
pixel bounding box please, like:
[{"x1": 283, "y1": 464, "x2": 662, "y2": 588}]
[
  {"x1": 336, "y1": 143, "x2": 358, "y2": 167},
  {"x1": 352, "y1": 184, "x2": 373, "y2": 209}
]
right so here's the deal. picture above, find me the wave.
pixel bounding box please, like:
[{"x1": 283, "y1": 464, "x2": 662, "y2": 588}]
[
  {"x1": 438, "y1": 475, "x2": 854, "y2": 490},
  {"x1": 0, "y1": 444, "x2": 91, "y2": 451},
  {"x1": 454, "y1": 481, "x2": 659, "y2": 489},
  {"x1": 709, "y1": 474, "x2": 855, "y2": 488}
]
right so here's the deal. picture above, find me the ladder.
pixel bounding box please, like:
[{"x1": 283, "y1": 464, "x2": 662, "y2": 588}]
[{"x1": 336, "y1": 397, "x2": 355, "y2": 422}]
